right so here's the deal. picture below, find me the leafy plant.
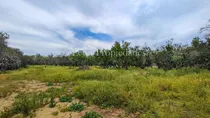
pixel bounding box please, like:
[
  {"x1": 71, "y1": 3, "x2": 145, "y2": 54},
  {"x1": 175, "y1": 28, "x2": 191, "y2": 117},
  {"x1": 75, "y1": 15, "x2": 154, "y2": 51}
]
[
  {"x1": 68, "y1": 103, "x2": 85, "y2": 112},
  {"x1": 59, "y1": 95, "x2": 72, "y2": 102},
  {"x1": 46, "y1": 82, "x2": 54, "y2": 86},
  {"x1": 82, "y1": 111, "x2": 103, "y2": 118},
  {"x1": 49, "y1": 95, "x2": 56, "y2": 108}
]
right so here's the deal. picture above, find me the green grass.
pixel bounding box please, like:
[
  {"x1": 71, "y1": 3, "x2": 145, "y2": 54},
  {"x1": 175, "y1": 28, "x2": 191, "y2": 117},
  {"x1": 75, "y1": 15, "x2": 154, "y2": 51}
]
[
  {"x1": 82, "y1": 111, "x2": 103, "y2": 118},
  {"x1": 1, "y1": 66, "x2": 210, "y2": 117},
  {"x1": 0, "y1": 80, "x2": 19, "y2": 98}
]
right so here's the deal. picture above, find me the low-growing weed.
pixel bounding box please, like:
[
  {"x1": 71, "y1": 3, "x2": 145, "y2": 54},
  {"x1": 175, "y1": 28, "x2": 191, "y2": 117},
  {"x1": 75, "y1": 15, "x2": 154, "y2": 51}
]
[
  {"x1": 46, "y1": 82, "x2": 54, "y2": 86},
  {"x1": 59, "y1": 95, "x2": 72, "y2": 102},
  {"x1": 0, "y1": 92, "x2": 50, "y2": 117},
  {"x1": 68, "y1": 103, "x2": 85, "y2": 112},
  {"x1": 49, "y1": 95, "x2": 56, "y2": 108},
  {"x1": 82, "y1": 111, "x2": 103, "y2": 118}
]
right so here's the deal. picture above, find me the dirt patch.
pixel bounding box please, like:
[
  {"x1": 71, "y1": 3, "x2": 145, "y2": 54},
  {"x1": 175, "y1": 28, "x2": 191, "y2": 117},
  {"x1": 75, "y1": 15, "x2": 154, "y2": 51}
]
[
  {"x1": 0, "y1": 74, "x2": 8, "y2": 80},
  {"x1": 20, "y1": 80, "x2": 62, "y2": 93},
  {"x1": 0, "y1": 93, "x2": 17, "y2": 111}
]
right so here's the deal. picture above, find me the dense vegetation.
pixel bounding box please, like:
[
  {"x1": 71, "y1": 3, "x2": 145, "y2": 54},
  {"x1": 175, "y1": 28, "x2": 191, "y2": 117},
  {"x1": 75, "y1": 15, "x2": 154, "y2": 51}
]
[
  {"x1": 2, "y1": 66, "x2": 210, "y2": 117},
  {"x1": 0, "y1": 32, "x2": 26, "y2": 71}
]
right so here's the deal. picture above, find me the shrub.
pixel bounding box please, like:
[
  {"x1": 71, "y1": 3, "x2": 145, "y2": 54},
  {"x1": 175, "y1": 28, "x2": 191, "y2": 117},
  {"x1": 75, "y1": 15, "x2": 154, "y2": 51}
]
[
  {"x1": 68, "y1": 103, "x2": 85, "y2": 112},
  {"x1": 46, "y1": 82, "x2": 54, "y2": 86},
  {"x1": 49, "y1": 95, "x2": 56, "y2": 108},
  {"x1": 82, "y1": 111, "x2": 103, "y2": 118},
  {"x1": 59, "y1": 95, "x2": 72, "y2": 102},
  {"x1": 11, "y1": 92, "x2": 49, "y2": 116}
]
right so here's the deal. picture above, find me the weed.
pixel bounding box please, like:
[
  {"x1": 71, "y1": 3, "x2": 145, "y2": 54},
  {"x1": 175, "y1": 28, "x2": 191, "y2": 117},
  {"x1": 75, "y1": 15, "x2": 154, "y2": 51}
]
[
  {"x1": 46, "y1": 82, "x2": 54, "y2": 86},
  {"x1": 82, "y1": 111, "x2": 103, "y2": 118},
  {"x1": 46, "y1": 87, "x2": 66, "y2": 98},
  {"x1": 0, "y1": 92, "x2": 50, "y2": 117},
  {"x1": 68, "y1": 103, "x2": 85, "y2": 112},
  {"x1": 0, "y1": 80, "x2": 21, "y2": 98},
  {"x1": 3, "y1": 66, "x2": 210, "y2": 117},
  {"x1": 59, "y1": 95, "x2": 72, "y2": 102},
  {"x1": 49, "y1": 95, "x2": 56, "y2": 108}
]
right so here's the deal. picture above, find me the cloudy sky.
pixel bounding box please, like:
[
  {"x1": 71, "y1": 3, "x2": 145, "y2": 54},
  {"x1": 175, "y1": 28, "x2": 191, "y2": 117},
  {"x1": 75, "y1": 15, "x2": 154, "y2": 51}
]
[{"x1": 0, "y1": 0, "x2": 210, "y2": 55}]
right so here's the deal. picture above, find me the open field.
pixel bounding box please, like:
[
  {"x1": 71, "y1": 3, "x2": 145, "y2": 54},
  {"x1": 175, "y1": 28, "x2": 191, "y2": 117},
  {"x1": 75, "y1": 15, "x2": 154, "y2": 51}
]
[{"x1": 1, "y1": 66, "x2": 210, "y2": 118}]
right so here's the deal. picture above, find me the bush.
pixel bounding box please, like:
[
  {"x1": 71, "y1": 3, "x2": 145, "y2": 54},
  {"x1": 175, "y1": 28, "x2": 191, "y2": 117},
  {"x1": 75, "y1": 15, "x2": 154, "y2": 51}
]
[
  {"x1": 68, "y1": 103, "x2": 85, "y2": 112},
  {"x1": 49, "y1": 95, "x2": 56, "y2": 108},
  {"x1": 46, "y1": 82, "x2": 54, "y2": 86},
  {"x1": 82, "y1": 111, "x2": 103, "y2": 118},
  {"x1": 59, "y1": 95, "x2": 72, "y2": 102},
  {"x1": 11, "y1": 92, "x2": 49, "y2": 116}
]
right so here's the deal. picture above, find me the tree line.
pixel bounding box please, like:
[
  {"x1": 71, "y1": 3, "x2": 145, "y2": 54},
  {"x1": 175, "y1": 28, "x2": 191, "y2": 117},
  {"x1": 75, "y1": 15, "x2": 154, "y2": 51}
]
[
  {"x1": 0, "y1": 32, "x2": 27, "y2": 71},
  {"x1": 1, "y1": 20, "x2": 210, "y2": 71}
]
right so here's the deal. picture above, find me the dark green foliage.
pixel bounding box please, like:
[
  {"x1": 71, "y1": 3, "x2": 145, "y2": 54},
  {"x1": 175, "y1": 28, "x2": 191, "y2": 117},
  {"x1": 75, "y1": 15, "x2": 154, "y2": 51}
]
[
  {"x1": 68, "y1": 103, "x2": 85, "y2": 112},
  {"x1": 59, "y1": 95, "x2": 72, "y2": 102},
  {"x1": 49, "y1": 96, "x2": 56, "y2": 108},
  {"x1": 82, "y1": 111, "x2": 103, "y2": 118},
  {"x1": 46, "y1": 82, "x2": 54, "y2": 86}
]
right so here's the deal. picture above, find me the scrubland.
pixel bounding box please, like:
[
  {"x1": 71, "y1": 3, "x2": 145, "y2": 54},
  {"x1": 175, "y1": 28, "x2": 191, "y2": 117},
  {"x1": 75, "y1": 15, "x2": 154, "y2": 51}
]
[{"x1": 0, "y1": 66, "x2": 210, "y2": 118}]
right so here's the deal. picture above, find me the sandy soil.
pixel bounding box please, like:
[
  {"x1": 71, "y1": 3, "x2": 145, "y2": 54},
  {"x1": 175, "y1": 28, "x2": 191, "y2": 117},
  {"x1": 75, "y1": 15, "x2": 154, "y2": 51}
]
[{"x1": 0, "y1": 80, "x2": 128, "y2": 118}]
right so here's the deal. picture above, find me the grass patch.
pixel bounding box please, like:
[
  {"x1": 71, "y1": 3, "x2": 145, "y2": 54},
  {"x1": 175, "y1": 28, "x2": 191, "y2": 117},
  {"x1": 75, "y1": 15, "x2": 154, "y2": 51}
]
[
  {"x1": 0, "y1": 80, "x2": 23, "y2": 98},
  {"x1": 0, "y1": 92, "x2": 50, "y2": 118},
  {"x1": 2, "y1": 66, "x2": 210, "y2": 117},
  {"x1": 82, "y1": 111, "x2": 103, "y2": 118}
]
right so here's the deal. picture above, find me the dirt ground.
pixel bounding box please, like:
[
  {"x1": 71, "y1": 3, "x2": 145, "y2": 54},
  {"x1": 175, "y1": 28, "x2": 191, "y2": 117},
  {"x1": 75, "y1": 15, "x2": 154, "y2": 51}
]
[{"x1": 0, "y1": 80, "x2": 128, "y2": 118}]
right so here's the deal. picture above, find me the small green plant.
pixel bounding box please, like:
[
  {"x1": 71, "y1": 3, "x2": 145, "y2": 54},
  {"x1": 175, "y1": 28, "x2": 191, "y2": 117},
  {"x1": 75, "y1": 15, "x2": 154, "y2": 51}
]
[
  {"x1": 46, "y1": 82, "x2": 54, "y2": 86},
  {"x1": 59, "y1": 95, "x2": 72, "y2": 102},
  {"x1": 82, "y1": 111, "x2": 103, "y2": 118},
  {"x1": 68, "y1": 103, "x2": 85, "y2": 112},
  {"x1": 52, "y1": 111, "x2": 59, "y2": 116},
  {"x1": 49, "y1": 95, "x2": 56, "y2": 108}
]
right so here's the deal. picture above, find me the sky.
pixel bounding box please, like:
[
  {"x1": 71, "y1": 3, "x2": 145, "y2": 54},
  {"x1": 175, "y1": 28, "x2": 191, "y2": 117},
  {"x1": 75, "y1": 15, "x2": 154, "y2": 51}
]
[{"x1": 0, "y1": 0, "x2": 210, "y2": 55}]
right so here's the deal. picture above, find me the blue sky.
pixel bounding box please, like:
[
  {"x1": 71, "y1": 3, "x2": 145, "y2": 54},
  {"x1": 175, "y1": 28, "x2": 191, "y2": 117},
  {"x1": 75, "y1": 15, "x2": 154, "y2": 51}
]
[{"x1": 0, "y1": 0, "x2": 209, "y2": 55}]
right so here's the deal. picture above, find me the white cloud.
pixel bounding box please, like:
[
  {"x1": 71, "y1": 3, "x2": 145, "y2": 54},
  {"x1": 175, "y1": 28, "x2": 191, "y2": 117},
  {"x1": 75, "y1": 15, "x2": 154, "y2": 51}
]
[{"x1": 0, "y1": 0, "x2": 210, "y2": 55}]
